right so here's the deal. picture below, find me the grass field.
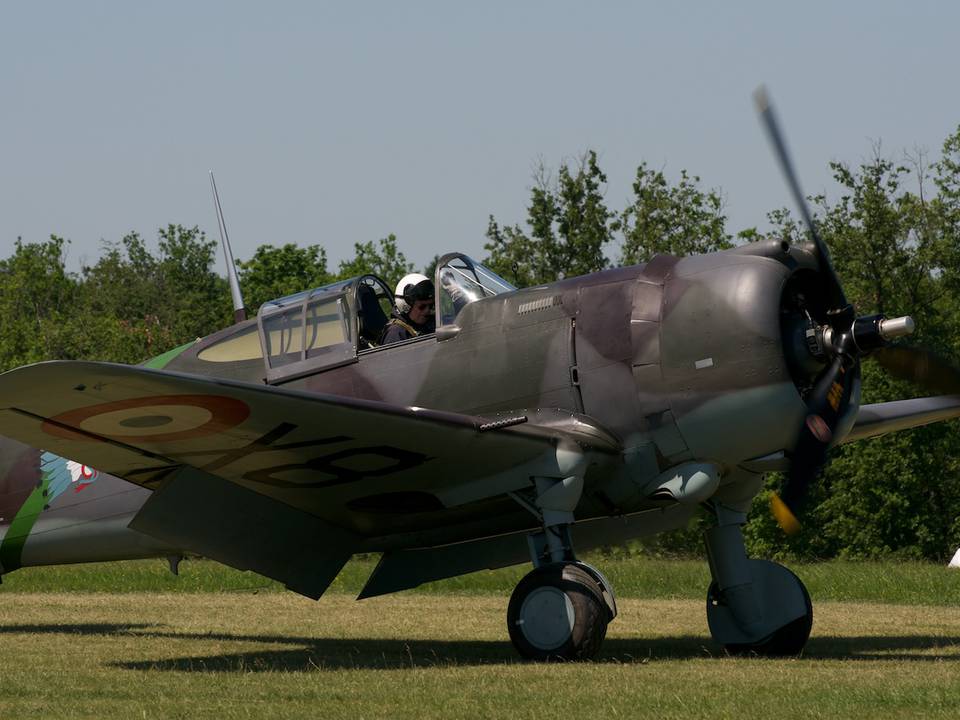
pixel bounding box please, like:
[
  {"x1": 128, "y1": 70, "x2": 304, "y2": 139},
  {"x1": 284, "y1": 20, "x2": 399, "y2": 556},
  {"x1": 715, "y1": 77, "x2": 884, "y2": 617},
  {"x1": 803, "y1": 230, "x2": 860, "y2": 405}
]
[
  {"x1": 4, "y1": 554, "x2": 960, "y2": 605},
  {"x1": 2, "y1": 558, "x2": 960, "y2": 718}
]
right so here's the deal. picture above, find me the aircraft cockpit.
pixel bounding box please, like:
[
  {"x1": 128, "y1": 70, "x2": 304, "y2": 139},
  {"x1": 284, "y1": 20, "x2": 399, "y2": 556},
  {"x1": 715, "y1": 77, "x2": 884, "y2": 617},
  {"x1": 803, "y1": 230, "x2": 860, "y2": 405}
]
[{"x1": 253, "y1": 254, "x2": 514, "y2": 383}]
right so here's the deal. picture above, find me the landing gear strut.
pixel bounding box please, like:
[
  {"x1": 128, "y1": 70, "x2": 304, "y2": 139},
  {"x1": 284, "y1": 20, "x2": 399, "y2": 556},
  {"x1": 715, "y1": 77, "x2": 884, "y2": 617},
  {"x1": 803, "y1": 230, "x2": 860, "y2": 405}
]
[{"x1": 507, "y1": 473, "x2": 616, "y2": 661}]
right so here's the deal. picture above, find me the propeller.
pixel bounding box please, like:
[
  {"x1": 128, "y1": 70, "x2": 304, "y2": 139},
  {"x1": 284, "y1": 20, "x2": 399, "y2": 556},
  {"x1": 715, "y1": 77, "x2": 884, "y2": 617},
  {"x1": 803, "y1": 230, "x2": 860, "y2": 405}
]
[
  {"x1": 754, "y1": 87, "x2": 916, "y2": 534},
  {"x1": 873, "y1": 345, "x2": 960, "y2": 395},
  {"x1": 753, "y1": 87, "x2": 848, "y2": 312}
]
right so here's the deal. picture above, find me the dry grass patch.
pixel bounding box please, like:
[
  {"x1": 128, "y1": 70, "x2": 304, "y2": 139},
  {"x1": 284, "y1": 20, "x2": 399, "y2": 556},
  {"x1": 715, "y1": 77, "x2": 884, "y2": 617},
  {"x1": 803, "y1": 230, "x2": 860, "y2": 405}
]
[{"x1": 1, "y1": 593, "x2": 959, "y2": 719}]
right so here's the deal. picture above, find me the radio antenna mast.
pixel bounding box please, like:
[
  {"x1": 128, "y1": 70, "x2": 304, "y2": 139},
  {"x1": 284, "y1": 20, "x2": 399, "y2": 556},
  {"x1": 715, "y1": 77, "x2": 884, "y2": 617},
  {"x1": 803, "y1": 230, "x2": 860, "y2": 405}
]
[{"x1": 209, "y1": 171, "x2": 247, "y2": 323}]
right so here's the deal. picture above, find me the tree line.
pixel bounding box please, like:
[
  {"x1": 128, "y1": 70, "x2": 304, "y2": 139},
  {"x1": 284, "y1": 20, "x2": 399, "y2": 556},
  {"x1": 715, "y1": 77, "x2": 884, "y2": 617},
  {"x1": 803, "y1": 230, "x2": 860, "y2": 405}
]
[{"x1": 3, "y1": 126, "x2": 960, "y2": 561}]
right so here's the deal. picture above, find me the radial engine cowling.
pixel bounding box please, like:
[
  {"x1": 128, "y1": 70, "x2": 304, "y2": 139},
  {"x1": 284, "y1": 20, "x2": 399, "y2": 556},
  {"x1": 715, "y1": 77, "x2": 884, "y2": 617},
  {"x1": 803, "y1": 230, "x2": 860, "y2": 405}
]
[{"x1": 646, "y1": 241, "x2": 860, "y2": 472}]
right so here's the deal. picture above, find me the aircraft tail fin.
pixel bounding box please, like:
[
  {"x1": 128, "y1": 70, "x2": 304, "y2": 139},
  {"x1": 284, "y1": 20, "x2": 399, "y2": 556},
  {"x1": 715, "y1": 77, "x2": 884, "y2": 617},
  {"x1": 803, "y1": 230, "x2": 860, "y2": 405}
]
[{"x1": 0, "y1": 437, "x2": 176, "y2": 575}]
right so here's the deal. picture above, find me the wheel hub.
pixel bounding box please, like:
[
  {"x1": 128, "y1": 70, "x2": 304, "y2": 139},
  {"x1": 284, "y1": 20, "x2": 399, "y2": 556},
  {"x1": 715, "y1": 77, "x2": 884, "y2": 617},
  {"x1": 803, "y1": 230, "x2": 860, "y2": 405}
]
[{"x1": 518, "y1": 586, "x2": 575, "y2": 650}]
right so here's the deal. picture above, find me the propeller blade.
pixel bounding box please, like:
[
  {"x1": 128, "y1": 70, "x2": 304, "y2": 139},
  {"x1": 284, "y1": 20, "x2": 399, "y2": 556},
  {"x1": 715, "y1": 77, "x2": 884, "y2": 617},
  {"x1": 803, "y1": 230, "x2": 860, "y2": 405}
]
[
  {"x1": 773, "y1": 353, "x2": 853, "y2": 533},
  {"x1": 755, "y1": 85, "x2": 863, "y2": 534},
  {"x1": 754, "y1": 86, "x2": 848, "y2": 311},
  {"x1": 874, "y1": 346, "x2": 960, "y2": 395}
]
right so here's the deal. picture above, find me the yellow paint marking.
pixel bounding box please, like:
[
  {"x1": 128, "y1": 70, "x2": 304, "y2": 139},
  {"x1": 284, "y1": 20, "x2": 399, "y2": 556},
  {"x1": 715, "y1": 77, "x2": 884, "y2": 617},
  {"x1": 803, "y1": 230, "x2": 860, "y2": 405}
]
[
  {"x1": 827, "y1": 382, "x2": 843, "y2": 411},
  {"x1": 770, "y1": 492, "x2": 801, "y2": 535}
]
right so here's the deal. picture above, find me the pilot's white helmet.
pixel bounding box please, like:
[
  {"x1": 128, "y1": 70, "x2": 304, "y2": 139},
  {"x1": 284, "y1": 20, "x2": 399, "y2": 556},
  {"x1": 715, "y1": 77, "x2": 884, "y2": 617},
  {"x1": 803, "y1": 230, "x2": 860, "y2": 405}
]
[{"x1": 394, "y1": 273, "x2": 429, "y2": 314}]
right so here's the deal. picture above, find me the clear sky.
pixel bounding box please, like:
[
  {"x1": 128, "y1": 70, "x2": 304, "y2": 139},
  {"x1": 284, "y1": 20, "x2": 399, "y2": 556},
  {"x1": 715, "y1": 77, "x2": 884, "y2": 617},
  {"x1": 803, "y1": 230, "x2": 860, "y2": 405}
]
[{"x1": 2, "y1": 2, "x2": 958, "y2": 275}]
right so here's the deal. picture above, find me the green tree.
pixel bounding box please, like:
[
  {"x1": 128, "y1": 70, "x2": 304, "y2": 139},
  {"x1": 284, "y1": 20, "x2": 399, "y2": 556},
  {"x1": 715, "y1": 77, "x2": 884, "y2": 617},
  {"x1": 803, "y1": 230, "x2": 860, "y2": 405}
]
[
  {"x1": 79, "y1": 225, "x2": 232, "y2": 362},
  {"x1": 422, "y1": 254, "x2": 441, "y2": 281},
  {"x1": 82, "y1": 233, "x2": 161, "y2": 323},
  {"x1": 485, "y1": 151, "x2": 613, "y2": 286},
  {"x1": 933, "y1": 127, "x2": 960, "y2": 306},
  {"x1": 237, "y1": 243, "x2": 332, "y2": 311},
  {"x1": 816, "y1": 153, "x2": 945, "y2": 330},
  {"x1": 335, "y1": 234, "x2": 413, "y2": 290},
  {"x1": 155, "y1": 224, "x2": 232, "y2": 338},
  {"x1": 618, "y1": 163, "x2": 733, "y2": 264},
  {"x1": 0, "y1": 236, "x2": 80, "y2": 371}
]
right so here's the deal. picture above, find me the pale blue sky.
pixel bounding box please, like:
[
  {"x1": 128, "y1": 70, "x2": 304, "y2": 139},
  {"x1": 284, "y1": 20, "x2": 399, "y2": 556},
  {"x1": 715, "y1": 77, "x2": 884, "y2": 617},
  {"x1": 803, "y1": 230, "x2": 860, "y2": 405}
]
[{"x1": 2, "y1": 2, "x2": 958, "y2": 274}]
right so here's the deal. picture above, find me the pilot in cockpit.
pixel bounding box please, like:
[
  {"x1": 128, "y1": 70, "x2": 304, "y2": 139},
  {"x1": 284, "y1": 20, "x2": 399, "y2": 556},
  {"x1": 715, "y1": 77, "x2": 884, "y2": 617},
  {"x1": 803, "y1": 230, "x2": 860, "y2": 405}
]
[{"x1": 380, "y1": 274, "x2": 436, "y2": 345}]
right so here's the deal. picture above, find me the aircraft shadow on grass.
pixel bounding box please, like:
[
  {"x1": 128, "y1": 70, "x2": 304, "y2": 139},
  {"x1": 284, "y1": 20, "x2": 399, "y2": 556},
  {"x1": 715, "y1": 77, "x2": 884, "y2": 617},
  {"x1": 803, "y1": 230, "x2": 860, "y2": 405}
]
[
  {"x1": 113, "y1": 636, "x2": 960, "y2": 671},
  {"x1": 2, "y1": 623, "x2": 957, "y2": 669},
  {"x1": 0, "y1": 622, "x2": 158, "y2": 636},
  {"x1": 109, "y1": 634, "x2": 960, "y2": 671}
]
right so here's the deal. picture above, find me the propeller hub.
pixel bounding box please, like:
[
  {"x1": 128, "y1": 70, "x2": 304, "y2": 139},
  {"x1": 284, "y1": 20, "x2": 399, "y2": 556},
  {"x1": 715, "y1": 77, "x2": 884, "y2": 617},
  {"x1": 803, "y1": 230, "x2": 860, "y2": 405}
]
[
  {"x1": 879, "y1": 316, "x2": 915, "y2": 341},
  {"x1": 819, "y1": 314, "x2": 915, "y2": 357}
]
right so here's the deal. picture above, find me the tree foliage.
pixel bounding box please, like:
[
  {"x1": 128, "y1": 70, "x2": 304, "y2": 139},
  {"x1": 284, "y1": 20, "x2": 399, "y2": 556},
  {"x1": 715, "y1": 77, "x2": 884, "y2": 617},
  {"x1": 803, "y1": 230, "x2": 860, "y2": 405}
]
[
  {"x1": 484, "y1": 153, "x2": 737, "y2": 282},
  {"x1": 0, "y1": 226, "x2": 232, "y2": 369},
  {"x1": 484, "y1": 151, "x2": 612, "y2": 286},
  {"x1": 0, "y1": 235, "x2": 80, "y2": 368},
  {"x1": 87, "y1": 226, "x2": 231, "y2": 342},
  {"x1": 237, "y1": 243, "x2": 332, "y2": 311},
  {"x1": 335, "y1": 233, "x2": 413, "y2": 290},
  {"x1": 618, "y1": 163, "x2": 733, "y2": 263}
]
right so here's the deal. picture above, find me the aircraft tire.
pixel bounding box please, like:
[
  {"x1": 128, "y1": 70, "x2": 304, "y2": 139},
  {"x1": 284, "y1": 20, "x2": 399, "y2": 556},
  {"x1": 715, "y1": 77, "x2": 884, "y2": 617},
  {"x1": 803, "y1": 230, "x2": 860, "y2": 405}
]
[
  {"x1": 507, "y1": 562, "x2": 609, "y2": 661},
  {"x1": 710, "y1": 564, "x2": 813, "y2": 657}
]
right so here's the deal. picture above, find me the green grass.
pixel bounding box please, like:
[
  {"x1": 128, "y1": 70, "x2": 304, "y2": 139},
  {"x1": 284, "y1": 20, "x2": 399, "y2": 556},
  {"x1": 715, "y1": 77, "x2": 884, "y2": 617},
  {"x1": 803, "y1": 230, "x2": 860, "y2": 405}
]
[
  {"x1": 2, "y1": 593, "x2": 960, "y2": 719},
  {"x1": 3, "y1": 558, "x2": 960, "y2": 718},
  {"x1": 3, "y1": 555, "x2": 960, "y2": 605}
]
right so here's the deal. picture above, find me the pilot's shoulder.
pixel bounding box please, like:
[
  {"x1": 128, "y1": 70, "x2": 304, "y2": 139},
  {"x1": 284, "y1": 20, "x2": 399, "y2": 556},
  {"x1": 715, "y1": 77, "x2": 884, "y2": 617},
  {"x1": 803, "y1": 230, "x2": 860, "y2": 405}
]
[{"x1": 381, "y1": 319, "x2": 411, "y2": 344}]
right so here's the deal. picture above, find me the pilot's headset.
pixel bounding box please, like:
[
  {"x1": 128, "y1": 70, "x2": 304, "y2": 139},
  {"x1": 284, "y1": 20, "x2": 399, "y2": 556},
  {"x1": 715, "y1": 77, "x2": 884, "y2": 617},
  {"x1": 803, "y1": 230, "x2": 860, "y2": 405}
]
[{"x1": 394, "y1": 273, "x2": 429, "y2": 314}]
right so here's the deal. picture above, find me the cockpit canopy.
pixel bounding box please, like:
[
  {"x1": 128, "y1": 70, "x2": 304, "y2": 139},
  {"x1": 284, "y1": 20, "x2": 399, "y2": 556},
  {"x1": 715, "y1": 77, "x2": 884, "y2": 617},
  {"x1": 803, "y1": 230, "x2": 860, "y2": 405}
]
[
  {"x1": 254, "y1": 253, "x2": 514, "y2": 383},
  {"x1": 434, "y1": 253, "x2": 516, "y2": 326}
]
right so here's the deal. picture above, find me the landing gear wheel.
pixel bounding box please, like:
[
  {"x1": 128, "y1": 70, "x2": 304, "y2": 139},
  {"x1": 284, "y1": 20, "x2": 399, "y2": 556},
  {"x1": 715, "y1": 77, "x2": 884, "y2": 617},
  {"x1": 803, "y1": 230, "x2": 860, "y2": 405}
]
[
  {"x1": 507, "y1": 562, "x2": 610, "y2": 661},
  {"x1": 708, "y1": 565, "x2": 813, "y2": 657}
]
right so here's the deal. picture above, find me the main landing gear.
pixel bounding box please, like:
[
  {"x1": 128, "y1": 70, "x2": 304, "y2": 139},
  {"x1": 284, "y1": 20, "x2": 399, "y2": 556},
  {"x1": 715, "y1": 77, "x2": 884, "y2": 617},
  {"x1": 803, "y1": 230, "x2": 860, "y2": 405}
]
[
  {"x1": 505, "y1": 469, "x2": 813, "y2": 660},
  {"x1": 508, "y1": 561, "x2": 612, "y2": 660},
  {"x1": 507, "y1": 474, "x2": 616, "y2": 661}
]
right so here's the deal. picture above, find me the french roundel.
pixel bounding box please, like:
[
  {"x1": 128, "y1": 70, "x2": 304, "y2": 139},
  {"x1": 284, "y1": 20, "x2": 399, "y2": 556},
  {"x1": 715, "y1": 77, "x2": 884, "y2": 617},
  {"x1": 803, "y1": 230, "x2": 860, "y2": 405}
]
[{"x1": 42, "y1": 394, "x2": 250, "y2": 443}]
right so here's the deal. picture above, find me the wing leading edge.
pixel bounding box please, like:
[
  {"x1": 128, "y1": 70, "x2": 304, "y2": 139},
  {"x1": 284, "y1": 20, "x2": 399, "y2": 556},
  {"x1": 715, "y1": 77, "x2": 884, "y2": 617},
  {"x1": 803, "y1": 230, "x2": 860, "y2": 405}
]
[{"x1": 845, "y1": 395, "x2": 960, "y2": 444}]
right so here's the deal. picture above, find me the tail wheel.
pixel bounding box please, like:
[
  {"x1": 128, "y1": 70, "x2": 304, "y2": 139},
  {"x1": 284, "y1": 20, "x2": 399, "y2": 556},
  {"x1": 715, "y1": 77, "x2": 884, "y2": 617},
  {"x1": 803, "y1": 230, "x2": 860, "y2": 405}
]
[{"x1": 507, "y1": 562, "x2": 609, "y2": 661}]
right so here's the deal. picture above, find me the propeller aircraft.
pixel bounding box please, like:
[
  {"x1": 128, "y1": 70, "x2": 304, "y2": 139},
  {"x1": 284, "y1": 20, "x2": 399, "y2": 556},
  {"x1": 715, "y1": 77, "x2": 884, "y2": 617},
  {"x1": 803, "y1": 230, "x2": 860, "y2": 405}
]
[{"x1": 2, "y1": 90, "x2": 960, "y2": 660}]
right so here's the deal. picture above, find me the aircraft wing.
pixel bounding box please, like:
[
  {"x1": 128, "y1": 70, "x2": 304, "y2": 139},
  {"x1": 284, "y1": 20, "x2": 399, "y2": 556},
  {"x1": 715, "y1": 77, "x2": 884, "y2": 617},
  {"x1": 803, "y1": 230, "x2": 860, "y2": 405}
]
[
  {"x1": 0, "y1": 361, "x2": 620, "y2": 598},
  {"x1": 844, "y1": 395, "x2": 960, "y2": 444}
]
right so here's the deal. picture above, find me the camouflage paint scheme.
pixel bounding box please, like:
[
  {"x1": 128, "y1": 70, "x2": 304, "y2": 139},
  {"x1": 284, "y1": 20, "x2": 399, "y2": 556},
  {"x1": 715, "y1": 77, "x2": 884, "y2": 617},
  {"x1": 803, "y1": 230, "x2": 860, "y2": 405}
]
[{"x1": 0, "y1": 246, "x2": 958, "y2": 598}]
